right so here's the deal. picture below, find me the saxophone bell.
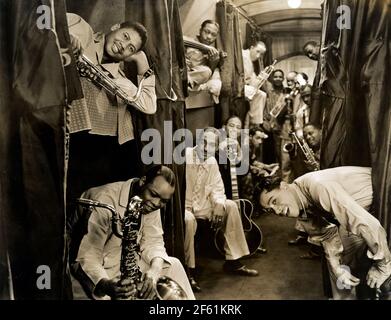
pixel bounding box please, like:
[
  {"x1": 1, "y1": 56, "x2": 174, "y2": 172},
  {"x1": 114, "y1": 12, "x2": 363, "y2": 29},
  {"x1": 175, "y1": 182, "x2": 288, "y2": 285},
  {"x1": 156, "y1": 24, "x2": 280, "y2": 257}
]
[{"x1": 155, "y1": 276, "x2": 188, "y2": 300}]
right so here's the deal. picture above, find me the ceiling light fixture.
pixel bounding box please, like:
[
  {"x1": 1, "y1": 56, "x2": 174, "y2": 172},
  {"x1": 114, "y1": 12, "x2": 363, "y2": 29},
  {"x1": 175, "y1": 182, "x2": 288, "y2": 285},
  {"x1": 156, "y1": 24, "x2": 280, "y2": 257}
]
[{"x1": 287, "y1": 0, "x2": 302, "y2": 9}]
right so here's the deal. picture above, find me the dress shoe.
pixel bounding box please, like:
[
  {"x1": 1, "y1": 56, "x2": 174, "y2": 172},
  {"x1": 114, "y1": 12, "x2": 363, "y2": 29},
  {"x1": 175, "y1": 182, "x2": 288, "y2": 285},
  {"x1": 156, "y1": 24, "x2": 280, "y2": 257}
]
[
  {"x1": 224, "y1": 264, "x2": 259, "y2": 277},
  {"x1": 189, "y1": 276, "x2": 201, "y2": 292},
  {"x1": 288, "y1": 235, "x2": 307, "y2": 246},
  {"x1": 257, "y1": 246, "x2": 267, "y2": 254},
  {"x1": 300, "y1": 250, "x2": 321, "y2": 260}
]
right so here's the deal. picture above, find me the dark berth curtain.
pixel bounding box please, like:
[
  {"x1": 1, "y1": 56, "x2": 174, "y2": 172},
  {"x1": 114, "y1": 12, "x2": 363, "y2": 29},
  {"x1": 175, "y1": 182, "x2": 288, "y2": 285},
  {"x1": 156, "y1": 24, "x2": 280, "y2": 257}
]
[
  {"x1": 125, "y1": 0, "x2": 188, "y2": 264},
  {"x1": 215, "y1": 0, "x2": 247, "y2": 126},
  {"x1": 2, "y1": 0, "x2": 71, "y2": 299},
  {"x1": 318, "y1": 0, "x2": 391, "y2": 243}
]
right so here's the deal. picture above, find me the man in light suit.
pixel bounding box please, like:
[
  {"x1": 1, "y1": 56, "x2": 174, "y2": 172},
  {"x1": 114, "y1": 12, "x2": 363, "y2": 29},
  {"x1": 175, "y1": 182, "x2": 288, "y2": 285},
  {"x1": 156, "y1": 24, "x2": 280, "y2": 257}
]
[
  {"x1": 184, "y1": 128, "x2": 259, "y2": 292},
  {"x1": 242, "y1": 41, "x2": 268, "y2": 128},
  {"x1": 257, "y1": 166, "x2": 391, "y2": 299},
  {"x1": 69, "y1": 165, "x2": 195, "y2": 300}
]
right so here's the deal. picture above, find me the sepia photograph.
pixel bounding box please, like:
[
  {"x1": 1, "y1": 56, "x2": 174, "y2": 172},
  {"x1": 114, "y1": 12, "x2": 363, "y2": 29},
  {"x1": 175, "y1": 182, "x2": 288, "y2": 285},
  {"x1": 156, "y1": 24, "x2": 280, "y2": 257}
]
[{"x1": 0, "y1": 0, "x2": 390, "y2": 305}]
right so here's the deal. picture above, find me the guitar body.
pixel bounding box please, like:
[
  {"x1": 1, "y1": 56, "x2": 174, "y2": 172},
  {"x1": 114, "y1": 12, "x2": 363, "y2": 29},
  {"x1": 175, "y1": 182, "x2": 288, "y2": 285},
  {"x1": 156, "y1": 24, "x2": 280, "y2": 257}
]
[
  {"x1": 214, "y1": 199, "x2": 263, "y2": 257},
  {"x1": 215, "y1": 138, "x2": 263, "y2": 256}
]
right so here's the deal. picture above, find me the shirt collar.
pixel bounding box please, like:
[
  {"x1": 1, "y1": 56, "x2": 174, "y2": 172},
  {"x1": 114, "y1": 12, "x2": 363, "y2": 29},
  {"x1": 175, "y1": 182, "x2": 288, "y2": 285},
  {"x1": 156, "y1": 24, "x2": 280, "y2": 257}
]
[
  {"x1": 119, "y1": 178, "x2": 141, "y2": 208},
  {"x1": 291, "y1": 182, "x2": 310, "y2": 211},
  {"x1": 190, "y1": 146, "x2": 216, "y2": 166}
]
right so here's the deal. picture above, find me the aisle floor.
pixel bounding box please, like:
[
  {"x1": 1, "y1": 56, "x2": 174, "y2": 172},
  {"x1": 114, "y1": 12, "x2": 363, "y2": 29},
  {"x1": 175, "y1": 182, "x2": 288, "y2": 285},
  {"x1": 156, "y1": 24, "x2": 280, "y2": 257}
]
[{"x1": 193, "y1": 213, "x2": 326, "y2": 300}]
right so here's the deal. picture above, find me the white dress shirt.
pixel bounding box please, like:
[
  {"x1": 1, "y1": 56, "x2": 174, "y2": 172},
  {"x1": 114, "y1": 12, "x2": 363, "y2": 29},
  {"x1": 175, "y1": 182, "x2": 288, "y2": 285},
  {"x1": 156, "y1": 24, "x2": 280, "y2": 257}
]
[
  {"x1": 185, "y1": 147, "x2": 226, "y2": 218},
  {"x1": 293, "y1": 166, "x2": 391, "y2": 279},
  {"x1": 75, "y1": 179, "x2": 170, "y2": 294}
]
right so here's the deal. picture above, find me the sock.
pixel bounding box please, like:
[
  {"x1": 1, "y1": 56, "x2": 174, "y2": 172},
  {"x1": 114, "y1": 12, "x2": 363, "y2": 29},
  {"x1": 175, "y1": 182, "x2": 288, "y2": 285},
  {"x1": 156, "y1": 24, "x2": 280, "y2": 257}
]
[{"x1": 224, "y1": 259, "x2": 243, "y2": 270}]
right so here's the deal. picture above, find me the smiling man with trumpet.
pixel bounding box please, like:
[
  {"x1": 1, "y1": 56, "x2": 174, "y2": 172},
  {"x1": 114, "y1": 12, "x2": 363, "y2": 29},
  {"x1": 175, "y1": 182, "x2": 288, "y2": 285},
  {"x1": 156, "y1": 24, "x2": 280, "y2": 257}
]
[{"x1": 67, "y1": 12, "x2": 157, "y2": 144}]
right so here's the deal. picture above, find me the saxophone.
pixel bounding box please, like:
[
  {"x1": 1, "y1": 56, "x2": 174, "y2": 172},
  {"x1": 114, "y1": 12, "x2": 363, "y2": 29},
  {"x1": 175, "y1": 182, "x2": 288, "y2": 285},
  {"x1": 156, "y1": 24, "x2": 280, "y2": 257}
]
[
  {"x1": 119, "y1": 196, "x2": 143, "y2": 297},
  {"x1": 75, "y1": 197, "x2": 188, "y2": 300},
  {"x1": 283, "y1": 132, "x2": 320, "y2": 171},
  {"x1": 76, "y1": 54, "x2": 153, "y2": 105}
]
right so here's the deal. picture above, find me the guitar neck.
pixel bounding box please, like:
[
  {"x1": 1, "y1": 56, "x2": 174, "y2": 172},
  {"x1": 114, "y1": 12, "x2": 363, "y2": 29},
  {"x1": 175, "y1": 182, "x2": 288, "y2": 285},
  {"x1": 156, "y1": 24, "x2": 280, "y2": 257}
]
[{"x1": 230, "y1": 162, "x2": 240, "y2": 201}]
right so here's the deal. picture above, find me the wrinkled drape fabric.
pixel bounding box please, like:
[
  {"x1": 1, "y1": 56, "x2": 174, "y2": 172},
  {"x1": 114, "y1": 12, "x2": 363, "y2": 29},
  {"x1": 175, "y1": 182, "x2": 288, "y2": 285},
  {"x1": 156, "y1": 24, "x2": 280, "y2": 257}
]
[
  {"x1": 316, "y1": 0, "x2": 391, "y2": 244},
  {"x1": 125, "y1": 0, "x2": 187, "y2": 264},
  {"x1": 5, "y1": 0, "x2": 70, "y2": 299},
  {"x1": 215, "y1": 0, "x2": 247, "y2": 125},
  {"x1": 0, "y1": 0, "x2": 14, "y2": 300}
]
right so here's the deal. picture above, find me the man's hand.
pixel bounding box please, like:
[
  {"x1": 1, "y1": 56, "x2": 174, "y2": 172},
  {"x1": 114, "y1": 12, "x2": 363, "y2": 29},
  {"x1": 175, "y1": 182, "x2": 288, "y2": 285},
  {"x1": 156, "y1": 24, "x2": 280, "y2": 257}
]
[
  {"x1": 95, "y1": 277, "x2": 137, "y2": 300},
  {"x1": 139, "y1": 259, "x2": 164, "y2": 300},
  {"x1": 336, "y1": 266, "x2": 360, "y2": 289},
  {"x1": 367, "y1": 261, "x2": 391, "y2": 289},
  {"x1": 211, "y1": 203, "x2": 225, "y2": 231},
  {"x1": 207, "y1": 47, "x2": 220, "y2": 63},
  {"x1": 69, "y1": 34, "x2": 83, "y2": 56},
  {"x1": 125, "y1": 51, "x2": 150, "y2": 75}
]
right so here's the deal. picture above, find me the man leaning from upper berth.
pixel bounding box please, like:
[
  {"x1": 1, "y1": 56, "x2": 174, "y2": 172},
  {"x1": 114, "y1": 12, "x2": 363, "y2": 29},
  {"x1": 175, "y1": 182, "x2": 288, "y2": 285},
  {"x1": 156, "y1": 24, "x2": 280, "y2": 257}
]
[
  {"x1": 67, "y1": 12, "x2": 157, "y2": 144},
  {"x1": 242, "y1": 41, "x2": 268, "y2": 129},
  {"x1": 256, "y1": 166, "x2": 391, "y2": 299},
  {"x1": 184, "y1": 20, "x2": 223, "y2": 103}
]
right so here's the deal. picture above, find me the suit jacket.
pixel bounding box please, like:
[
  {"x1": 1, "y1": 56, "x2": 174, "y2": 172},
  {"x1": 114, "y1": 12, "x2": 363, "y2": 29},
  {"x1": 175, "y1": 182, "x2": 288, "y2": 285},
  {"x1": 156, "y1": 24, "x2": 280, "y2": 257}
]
[{"x1": 73, "y1": 178, "x2": 170, "y2": 297}]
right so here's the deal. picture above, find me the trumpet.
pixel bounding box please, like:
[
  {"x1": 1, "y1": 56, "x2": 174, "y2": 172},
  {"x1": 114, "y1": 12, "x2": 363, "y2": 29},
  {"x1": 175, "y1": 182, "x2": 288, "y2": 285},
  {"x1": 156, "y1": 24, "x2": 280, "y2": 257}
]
[
  {"x1": 269, "y1": 86, "x2": 299, "y2": 118},
  {"x1": 76, "y1": 54, "x2": 153, "y2": 105},
  {"x1": 256, "y1": 60, "x2": 277, "y2": 91},
  {"x1": 283, "y1": 133, "x2": 320, "y2": 171},
  {"x1": 183, "y1": 36, "x2": 227, "y2": 60}
]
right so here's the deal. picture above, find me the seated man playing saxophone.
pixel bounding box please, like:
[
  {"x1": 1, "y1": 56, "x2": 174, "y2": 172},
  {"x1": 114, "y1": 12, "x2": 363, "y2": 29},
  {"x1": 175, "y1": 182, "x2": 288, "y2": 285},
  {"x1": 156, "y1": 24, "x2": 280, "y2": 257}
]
[{"x1": 68, "y1": 165, "x2": 195, "y2": 300}]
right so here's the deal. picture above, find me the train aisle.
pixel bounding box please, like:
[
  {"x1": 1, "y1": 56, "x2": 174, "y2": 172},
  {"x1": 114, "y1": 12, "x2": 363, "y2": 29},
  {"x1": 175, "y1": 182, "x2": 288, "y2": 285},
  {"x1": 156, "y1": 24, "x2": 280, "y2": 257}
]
[{"x1": 194, "y1": 213, "x2": 325, "y2": 300}]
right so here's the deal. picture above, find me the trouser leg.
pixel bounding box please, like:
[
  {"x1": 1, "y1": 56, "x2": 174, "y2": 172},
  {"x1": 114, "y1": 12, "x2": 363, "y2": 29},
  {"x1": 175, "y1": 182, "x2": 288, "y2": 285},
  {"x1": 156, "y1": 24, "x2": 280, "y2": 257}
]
[
  {"x1": 184, "y1": 210, "x2": 197, "y2": 269},
  {"x1": 222, "y1": 200, "x2": 250, "y2": 260}
]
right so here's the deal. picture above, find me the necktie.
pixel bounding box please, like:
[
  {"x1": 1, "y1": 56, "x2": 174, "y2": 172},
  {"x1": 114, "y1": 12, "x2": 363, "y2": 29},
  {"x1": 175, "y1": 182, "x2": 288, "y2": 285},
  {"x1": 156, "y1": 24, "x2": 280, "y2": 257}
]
[{"x1": 192, "y1": 164, "x2": 206, "y2": 211}]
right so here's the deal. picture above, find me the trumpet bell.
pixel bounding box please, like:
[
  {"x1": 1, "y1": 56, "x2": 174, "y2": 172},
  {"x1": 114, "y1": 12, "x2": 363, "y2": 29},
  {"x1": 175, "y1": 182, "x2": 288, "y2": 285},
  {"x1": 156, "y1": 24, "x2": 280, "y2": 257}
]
[
  {"x1": 156, "y1": 276, "x2": 188, "y2": 300},
  {"x1": 283, "y1": 143, "x2": 295, "y2": 153}
]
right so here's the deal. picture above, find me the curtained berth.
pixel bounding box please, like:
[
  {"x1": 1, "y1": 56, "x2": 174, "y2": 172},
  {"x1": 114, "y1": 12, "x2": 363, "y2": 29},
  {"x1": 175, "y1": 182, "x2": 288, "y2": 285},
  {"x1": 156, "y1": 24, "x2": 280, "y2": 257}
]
[
  {"x1": 215, "y1": 0, "x2": 247, "y2": 126},
  {"x1": 313, "y1": 0, "x2": 391, "y2": 244},
  {"x1": 125, "y1": 0, "x2": 188, "y2": 265},
  {"x1": 0, "y1": 0, "x2": 75, "y2": 299}
]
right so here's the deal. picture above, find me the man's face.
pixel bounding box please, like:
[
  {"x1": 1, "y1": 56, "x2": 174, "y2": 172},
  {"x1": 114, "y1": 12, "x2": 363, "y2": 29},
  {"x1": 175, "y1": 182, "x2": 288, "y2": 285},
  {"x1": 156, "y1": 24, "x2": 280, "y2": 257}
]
[
  {"x1": 272, "y1": 71, "x2": 284, "y2": 87},
  {"x1": 303, "y1": 125, "x2": 321, "y2": 148},
  {"x1": 200, "y1": 131, "x2": 219, "y2": 160},
  {"x1": 301, "y1": 87, "x2": 312, "y2": 106},
  {"x1": 105, "y1": 27, "x2": 142, "y2": 61},
  {"x1": 251, "y1": 130, "x2": 267, "y2": 147},
  {"x1": 199, "y1": 23, "x2": 219, "y2": 46},
  {"x1": 286, "y1": 72, "x2": 297, "y2": 89},
  {"x1": 304, "y1": 44, "x2": 319, "y2": 61},
  {"x1": 141, "y1": 176, "x2": 175, "y2": 214},
  {"x1": 259, "y1": 184, "x2": 301, "y2": 218},
  {"x1": 225, "y1": 117, "x2": 242, "y2": 139},
  {"x1": 250, "y1": 44, "x2": 266, "y2": 62}
]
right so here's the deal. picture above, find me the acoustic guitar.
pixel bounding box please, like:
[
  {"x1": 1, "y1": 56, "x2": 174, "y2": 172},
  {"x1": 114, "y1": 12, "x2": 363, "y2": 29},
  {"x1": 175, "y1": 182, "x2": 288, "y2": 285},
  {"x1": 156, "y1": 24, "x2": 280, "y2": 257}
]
[{"x1": 214, "y1": 139, "x2": 263, "y2": 256}]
